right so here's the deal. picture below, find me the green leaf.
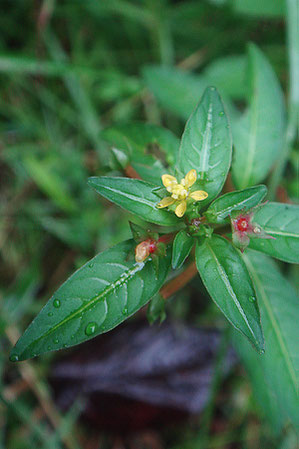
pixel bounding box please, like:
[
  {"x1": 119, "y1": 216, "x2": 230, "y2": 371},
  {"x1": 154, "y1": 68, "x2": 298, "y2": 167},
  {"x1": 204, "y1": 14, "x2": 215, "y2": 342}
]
[
  {"x1": 0, "y1": 54, "x2": 97, "y2": 77},
  {"x1": 231, "y1": 328, "x2": 285, "y2": 433},
  {"x1": 88, "y1": 176, "x2": 180, "y2": 227},
  {"x1": 172, "y1": 230, "x2": 194, "y2": 269},
  {"x1": 203, "y1": 55, "x2": 247, "y2": 100},
  {"x1": 233, "y1": 0, "x2": 285, "y2": 17},
  {"x1": 10, "y1": 240, "x2": 171, "y2": 361},
  {"x1": 143, "y1": 65, "x2": 208, "y2": 120},
  {"x1": 23, "y1": 156, "x2": 77, "y2": 213},
  {"x1": 102, "y1": 122, "x2": 180, "y2": 167},
  {"x1": 143, "y1": 65, "x2": 238, "y2": 121},
  {"x1": 205, "y1": 185, "x2": 267, "y2": 224},
  {"x1": 102, "y1": 123, "x2": 179, "y2": 185},
  {"x1": 195, "y1": 235, "x2": 264, "y2": 352},
  {"x1": 177, "y1": 87, "x2": 232, "y2": 204},
  {"x1": 249, "y1": 202, "x2": 299, "y2": 263},
  {"x1": 240, "y1": 250, "x2": 299, "y2": 428},
  {"x1": 232, "y1": 44, "x2": 286, "y2": 190}
]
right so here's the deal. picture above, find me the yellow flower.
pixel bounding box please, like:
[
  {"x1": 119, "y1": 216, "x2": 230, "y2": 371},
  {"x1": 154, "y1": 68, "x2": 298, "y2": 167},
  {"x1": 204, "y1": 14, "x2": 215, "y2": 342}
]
[{"x1": 157, "y1": 169, "x2": 208, "y2": 217}]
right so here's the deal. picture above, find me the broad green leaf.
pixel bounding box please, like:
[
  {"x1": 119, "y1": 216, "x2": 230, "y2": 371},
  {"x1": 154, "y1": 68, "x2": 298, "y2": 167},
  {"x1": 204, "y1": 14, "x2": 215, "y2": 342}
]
[
  {"x1": 233, "y1": 0, "x2": 285, "y2": 17},
  {"x1": 10, "y1": 240, "x2": 171, "y2": 361},
  {"x1": 249, "y1": 202, "x2": 299, "y2": 263},
  {"x1": 205, "y1": 185, "x2": 267, "y2": 224},
  {"x1": 143, "y1": 65, "x2": 208, "y2": 120},
  {"x1": 143, "y1": 65, "x2": 238, "y2": 121},
  {"x1": 125, "y1": 153, "x2": 165, "y2": 186},
  {"x1": 88, "y1": 176, "x2": 180, "y2": 227},
  {"x1": 240, "y1": 250, "x2": 299, "y2": 428},
  {"x1": 102, "y1": 123, "x2": 179, "y2": 185},
  {"x1": 203, "y1": 55, "x2": 247, "y2": 100},
  {"x1": 232, "y1": 44, "x2": 286, "y2": 189},
  {"x1": 177, "y1": 87, "x2": 232, "y2": 204},
  {"x1": 102, "y1": 122, "x2": 180, "y2": 167},
  {"x1": 195, "y1": 235, "x2": 264, "y2": 351},
  {"x1": 172, "y1": 230, "x2": 194, "y2": 269}
]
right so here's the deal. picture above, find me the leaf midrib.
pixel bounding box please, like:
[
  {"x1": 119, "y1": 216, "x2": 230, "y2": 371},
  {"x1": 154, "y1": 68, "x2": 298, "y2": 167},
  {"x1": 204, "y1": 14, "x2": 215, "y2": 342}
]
[
  {"x1": 206, "y1": 241, "x2": 257, "y2": 343},
  {"x1": 17, "y1": 262, "x2": 145, "y2": 356},
  {"x1": 199, "y1": 100, "x2": 213, "y2": 179},
  {"x1": 99, "y1": 183, "x2": 158, "y2": 209},
  {"x1": 214, "y1": 192, "x2": 262, "y2": 219}
]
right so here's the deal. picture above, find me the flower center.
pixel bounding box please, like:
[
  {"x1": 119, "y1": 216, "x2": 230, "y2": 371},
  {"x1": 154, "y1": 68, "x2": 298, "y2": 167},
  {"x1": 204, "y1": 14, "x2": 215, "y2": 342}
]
[
  {"x1": 236, "y1": 218, "x2": 249, "y2": 232},
  {"x1": 167, "y1": 180, "x2": 189, "y2": 200}
]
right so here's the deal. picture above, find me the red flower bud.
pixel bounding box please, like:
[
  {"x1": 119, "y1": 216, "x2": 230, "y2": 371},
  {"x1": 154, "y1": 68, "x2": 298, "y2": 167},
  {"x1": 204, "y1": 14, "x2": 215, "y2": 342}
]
[{"x1": 231, "y1": 209, "x2": 274, "y2": 252}]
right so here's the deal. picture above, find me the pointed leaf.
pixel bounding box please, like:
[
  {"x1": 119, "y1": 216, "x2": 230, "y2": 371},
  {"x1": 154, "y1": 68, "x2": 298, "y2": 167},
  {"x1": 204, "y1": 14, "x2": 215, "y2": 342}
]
[
  {"x1": 172, "y1": 230, "x2": 194, "y2": 269},
  {"x1": 195, "y1": 235, "x2": 264, "y2": 351},
  {"x1": 249, "y1": 202, "x2": 299, "y2": 263},
  {"x1": 205, "y1": 185, "x2": 267, "y2": 223},
  {"x1": 232, "y1": 44, "x2": 286, "y2": 189},
  {"x1": 177, "y1": 87, "x2": 232, "y2": 204},
  {"x1": 10, "y1": 240, "x2": 171, "y2": 361},
  {"x1": 240, "y1": 250, "x2": 299, "y2": 428},
  {"x1": 88, "y1": 177, "x2": 180, "y2": 227}
]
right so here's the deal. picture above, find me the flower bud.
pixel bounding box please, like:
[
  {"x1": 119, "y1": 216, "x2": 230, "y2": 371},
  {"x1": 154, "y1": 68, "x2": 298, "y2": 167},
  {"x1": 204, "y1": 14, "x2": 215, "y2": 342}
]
[{"x1": 135, "y1": 239, "x2": 157, "y2": 263}]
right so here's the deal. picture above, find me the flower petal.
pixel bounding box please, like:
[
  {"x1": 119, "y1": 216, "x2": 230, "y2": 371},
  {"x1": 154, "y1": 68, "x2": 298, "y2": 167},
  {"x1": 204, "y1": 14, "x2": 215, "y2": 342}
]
[
  {"x1": 162, "y1": 174, "x2": 177, "y2": 188},
  {"x1": 175, "y1": 200, "x2": 187, "y2": 217},
  {"x1": 190, "y1": 190, "x2": 208, "y2": 201},
  {"x1": 184, "y1": 169, "x2": 197, "y2": 188},
  {"x1": 157, "y1": 197, "x2": 175, "y2": 208}
]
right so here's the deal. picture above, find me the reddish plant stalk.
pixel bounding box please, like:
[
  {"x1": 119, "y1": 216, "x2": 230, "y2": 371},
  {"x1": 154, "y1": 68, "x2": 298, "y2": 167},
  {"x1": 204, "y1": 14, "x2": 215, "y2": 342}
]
[{"x1": 160, "y1": 262, "x2": 198, "y2": 300}]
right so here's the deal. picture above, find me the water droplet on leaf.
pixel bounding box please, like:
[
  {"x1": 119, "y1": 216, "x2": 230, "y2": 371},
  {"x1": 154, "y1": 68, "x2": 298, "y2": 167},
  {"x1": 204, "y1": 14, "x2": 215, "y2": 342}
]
[
  {"x1": 54, "y1": 338, "x2": 59, "y2": 344},
  {"x1": 53, "y1": 299, "x2": 61, "y2": 308},
  {"x1": 249, "y1": 296, "x2": 256, "y2": 302},
  {"x1": 89, "y1": 263, "x2": 94, "y2": 268},
  {"x1": 10, "y1": 354, "x2": 19, "y2": 362},
  {"x1": 48, "y1": 312, "x2": 53, "y2": 317},
  {"x1": 85, "y1": 322, "x2": 97, "y2": 336},
  {"x1": 122, "y1": 307, "x2": 128, "y2": 315},
  {"x1": 219, "y1": 111, "x2": 224, "y2": 116}
]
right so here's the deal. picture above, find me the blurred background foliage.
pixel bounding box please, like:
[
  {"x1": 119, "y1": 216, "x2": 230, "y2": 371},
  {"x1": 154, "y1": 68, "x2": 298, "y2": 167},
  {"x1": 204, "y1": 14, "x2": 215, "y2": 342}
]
[{"x1": 0, "y1": 1, "x2": 298, "y2": 448}]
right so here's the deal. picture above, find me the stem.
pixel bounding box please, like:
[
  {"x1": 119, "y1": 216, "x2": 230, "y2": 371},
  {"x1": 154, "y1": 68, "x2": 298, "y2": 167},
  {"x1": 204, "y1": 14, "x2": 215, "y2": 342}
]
[
  {"x1": 158, "y1": 232, "x2": 176, "y2": 244},
  {"x1": 160, "y1": 262, "x2": 198, "y2": 299},
  {"x1": 124, "y1": 164, "x2": 142, "y2": 179}
]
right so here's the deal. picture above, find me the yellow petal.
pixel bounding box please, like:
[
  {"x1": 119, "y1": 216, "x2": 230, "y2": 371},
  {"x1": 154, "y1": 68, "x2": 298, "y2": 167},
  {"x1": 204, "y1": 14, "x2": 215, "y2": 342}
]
[
  {"x1": 190, "y1": 190, "x2": 208, "y2": 201},
  {"x1": 175, "y1": 200, "x2": 187, "y2": 217},
  {"x1": 162, "y1": 174, "x2": 177, "y2": 188},
  {"x1": 157, "y1": 196, "x2": 175, "y2": 208},
  {"x1": 185, "y1": 169, "x2": 197, "y2": 188}
]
